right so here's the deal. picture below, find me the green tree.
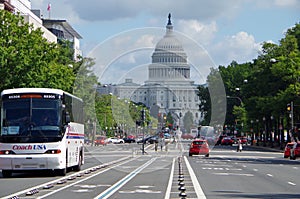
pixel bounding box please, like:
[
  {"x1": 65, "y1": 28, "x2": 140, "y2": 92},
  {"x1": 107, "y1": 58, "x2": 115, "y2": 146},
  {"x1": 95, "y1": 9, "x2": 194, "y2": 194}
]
[
  {"x1": 197, "y1": 85, "x2": 210, "y2": 125},
  {"x1": 0, "y1": 10, "x2": 75, "y2": 91},
  {"x1": 73, "y1": 57, "x2": 98, "y2": 122},
  {"x1": 183, "y1": 111, "x2": 194, "y2": 133},
  {"x1": 166, "y1": 112, "x2": 174, "y2": 128}
]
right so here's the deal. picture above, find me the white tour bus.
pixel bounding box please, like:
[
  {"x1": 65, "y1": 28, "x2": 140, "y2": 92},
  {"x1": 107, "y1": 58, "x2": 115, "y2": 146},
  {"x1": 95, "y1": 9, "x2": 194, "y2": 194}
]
[{"x1": 0, "y1": 88, "x2": 84, "y2": 177}]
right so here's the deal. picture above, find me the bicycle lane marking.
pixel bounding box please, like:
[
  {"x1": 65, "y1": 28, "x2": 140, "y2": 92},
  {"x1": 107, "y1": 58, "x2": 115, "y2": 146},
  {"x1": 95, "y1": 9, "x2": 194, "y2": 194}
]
[
  {"x1": 94, "y1": 157, "x2": 157, "y2": 199},
  {"x1": 35, "y1": 156, "x2": 135, "y2": 199},
  {"x1": 184, "y1": 156, "x2": 207, "y2": 199},
  {"x1": 164, "y1": 157, "x2": 175, "y2": 199}
]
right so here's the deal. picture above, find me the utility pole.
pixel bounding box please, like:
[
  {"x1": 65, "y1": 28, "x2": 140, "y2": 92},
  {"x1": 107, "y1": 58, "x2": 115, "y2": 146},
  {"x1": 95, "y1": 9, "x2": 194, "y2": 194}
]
[
  {"x1": 291, "y1": 101, "x2": 294, "y2": 133},
  {"x1": 287, "y1": 101, "x2": 294, "y2": 141},
  {"x1": 141, "y1": 109, "x2": 146, "y2": 155}
]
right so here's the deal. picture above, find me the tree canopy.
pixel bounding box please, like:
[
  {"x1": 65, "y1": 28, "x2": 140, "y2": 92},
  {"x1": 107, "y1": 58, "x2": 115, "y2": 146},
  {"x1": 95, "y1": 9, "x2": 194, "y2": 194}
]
[
  {"x1": 0, "y1": 10, "x2": 76, "y2": 92},
  {"x1": 199, "y1": 22, "x2": 300, "y2": 138}
]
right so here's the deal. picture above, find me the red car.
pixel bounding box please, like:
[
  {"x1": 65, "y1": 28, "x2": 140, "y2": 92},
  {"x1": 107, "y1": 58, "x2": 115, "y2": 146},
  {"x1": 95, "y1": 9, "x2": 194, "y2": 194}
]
[
  {"x1": 189, "y1": 139, "x2": 209, "y2": 157},
  {"x1": 94, "y1": 136, "x2": 107, "y2": 146},
  {"x1": 181, "y1": 133, "x2": 194, "y2": 140},
  {"x1": 290, "y1": 142, "x2": 300, "y2": 160},
  {"x1": 221, "y1": 137, "x2": 234, "y2": 145},
  {"x1": 237, "y1": 137, "x2": 248, "y2": 145},
  {"x1": 284, "y1": 142, "x2": 294, "y2": 158}
]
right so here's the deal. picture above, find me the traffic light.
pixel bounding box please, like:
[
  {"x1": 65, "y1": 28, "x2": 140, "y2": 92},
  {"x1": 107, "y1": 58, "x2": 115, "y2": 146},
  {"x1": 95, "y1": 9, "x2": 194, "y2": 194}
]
[{"x1": 287, "y1": 103, "x2": 291, "y2": 112}]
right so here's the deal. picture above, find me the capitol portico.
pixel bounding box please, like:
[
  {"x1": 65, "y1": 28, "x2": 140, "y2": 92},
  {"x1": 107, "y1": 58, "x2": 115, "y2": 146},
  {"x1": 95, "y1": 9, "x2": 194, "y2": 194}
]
[{"x1": 115, "y1": 14, "x2": 201, "y2": 128}]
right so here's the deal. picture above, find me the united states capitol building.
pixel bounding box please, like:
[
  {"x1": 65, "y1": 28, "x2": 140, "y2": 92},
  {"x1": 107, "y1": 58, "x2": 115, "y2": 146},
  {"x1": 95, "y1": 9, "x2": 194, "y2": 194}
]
[{"x1": 102, "y1": 14, "x2": 201, "y2": 128}]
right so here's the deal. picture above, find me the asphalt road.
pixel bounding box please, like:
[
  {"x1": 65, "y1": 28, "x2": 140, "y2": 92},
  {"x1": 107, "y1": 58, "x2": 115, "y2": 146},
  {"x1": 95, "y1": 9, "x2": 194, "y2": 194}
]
[{"x1": 0, "y1": 142, "x2": 299, "y2": 199}]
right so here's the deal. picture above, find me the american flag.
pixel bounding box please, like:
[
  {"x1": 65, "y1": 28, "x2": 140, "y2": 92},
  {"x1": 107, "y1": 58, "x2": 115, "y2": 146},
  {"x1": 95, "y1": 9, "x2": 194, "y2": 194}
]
[{"x1": 47, "y1": 3, "x2": 51, "y2": 11}]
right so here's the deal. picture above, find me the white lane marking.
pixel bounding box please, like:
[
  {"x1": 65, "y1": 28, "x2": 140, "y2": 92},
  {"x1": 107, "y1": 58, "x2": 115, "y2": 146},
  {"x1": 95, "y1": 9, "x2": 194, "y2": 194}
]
[
  {"x1": 253, "y1": 169, "x2": 258, "y2": 171},
  {"x1": 288, "y1": 181, "x2": 296, "y2": 186},
  {"x1": 200, "y1": 164, "x2": 233, "y2": 167},
  {"x1": 211, "y1": 150, "x2": 280, "y2": 155},
  {"x1": 94, "y1": 157, "x2": 157, "y2": 199},
  {"x1": 36, "y1": 157, "x2": 134, "y2": 199},
  {"x1": 164, "y1": 157, "x2": 175, "y2": 199},
  {"x1": 135, "y1": 185, "x2": 155, "y2": 188},
  {"x1": 184, "y1": 156, "x2": 207, "y2": 199},
  {"x1": 267, "y1": 174, "x2": 273, "y2": 177},
  {"x1": 213, "y1": 173, "x2": 254, "y2": 176},
  {"x1": 3, "y1": 157, "x2": 130, "y2": 199},
  {"x1": 119, "y1": 189, "x2": 161, "y2": 194},
  {"x1": 72, "y1": 189, "x2": 89, "y2": 193},
  {"x1": 212, "y1": 155, "x2": 276, "y2": 159}
]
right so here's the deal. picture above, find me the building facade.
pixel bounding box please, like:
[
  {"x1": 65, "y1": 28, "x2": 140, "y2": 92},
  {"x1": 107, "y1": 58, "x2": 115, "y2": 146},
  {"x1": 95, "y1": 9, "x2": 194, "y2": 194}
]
[
  {"x1": 0, "y1": 0, "x2": 82, "y2": 61},
  {"x1": 42, "y1": 19, "x2": 82, "y2": 61},
  {"x1": 0, "y1": 0, "x2": 57, "y2": 43},
  {"x1": 114, "y1": 14, "x2": 201, "y2": 128}
]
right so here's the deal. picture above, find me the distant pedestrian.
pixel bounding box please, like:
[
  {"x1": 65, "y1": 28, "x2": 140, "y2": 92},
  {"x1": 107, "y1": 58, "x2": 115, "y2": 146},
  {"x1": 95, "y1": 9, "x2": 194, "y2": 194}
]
[
  {"x1": 155, "y1": 142, "x2": 158, "y2": 151},
  {"x1": 237, "y1": 139, "x2": 242, "y2": 152}
]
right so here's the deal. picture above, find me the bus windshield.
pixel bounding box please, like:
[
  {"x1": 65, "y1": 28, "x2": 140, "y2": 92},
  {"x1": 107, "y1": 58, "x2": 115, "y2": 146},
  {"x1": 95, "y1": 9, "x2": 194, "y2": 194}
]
[{"x1": 1, "y1": 98, "x2": 62, "y2": 143}]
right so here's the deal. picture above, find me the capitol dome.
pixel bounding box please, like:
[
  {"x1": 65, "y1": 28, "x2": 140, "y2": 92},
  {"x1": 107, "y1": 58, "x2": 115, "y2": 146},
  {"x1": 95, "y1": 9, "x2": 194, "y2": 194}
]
[
  {"x1": 148, "y1": 13, "x2": 190, "y2": 81},
  {"x1": 155, "y1": 30, "x2": 184, "y2": 52},
  {"x1": 152, "y1": 13, "x2": 187, "y2": 64}
]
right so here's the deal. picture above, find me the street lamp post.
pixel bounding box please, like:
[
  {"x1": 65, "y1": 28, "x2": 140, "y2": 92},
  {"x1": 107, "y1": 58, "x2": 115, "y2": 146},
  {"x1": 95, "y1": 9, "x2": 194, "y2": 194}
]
[
  {"x1": 227, "y1": 96, "x2": 243, "y2": 136},
  {"x1": 256, "y1": 119, "x2": 259, "y2": 146},
  {"x1": 270, "y1": 115, "x2": 274, "y2": 148},
  {"x1": 227, "y1": 96, "x2": 243, "y2": 105},
  {"x1": 263, "y1": 116, "x2": 266, "y2": 147},
  {"x1": 250, "y1": 120, "x2": 254, "y2": 145},
  {"x1": 279, "y1": 115, "x2": 284, "y2": 149}
]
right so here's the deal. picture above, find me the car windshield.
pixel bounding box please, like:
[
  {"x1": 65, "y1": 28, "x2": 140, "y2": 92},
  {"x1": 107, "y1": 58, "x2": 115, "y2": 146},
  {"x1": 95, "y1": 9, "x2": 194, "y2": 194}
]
[{"x1": 193, "y1": 141, "x2": 205, "y2": 145}]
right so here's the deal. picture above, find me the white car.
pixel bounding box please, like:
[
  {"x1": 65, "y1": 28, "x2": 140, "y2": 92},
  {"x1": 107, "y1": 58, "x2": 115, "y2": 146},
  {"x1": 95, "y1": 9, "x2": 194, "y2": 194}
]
[{"x1": 107, "y1": 137, "x2": 124, "y2": 144}]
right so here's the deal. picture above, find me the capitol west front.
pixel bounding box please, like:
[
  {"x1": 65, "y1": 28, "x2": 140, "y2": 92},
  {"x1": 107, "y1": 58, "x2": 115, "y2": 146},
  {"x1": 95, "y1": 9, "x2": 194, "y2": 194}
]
[{"x1": 115, "y1": 14, "x2": 201, "y2": 129}]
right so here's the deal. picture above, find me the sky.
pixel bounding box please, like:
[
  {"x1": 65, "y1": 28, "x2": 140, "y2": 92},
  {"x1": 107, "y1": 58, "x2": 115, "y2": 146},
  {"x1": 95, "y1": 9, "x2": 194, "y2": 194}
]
[{"x1": 31, "y1": 0, "x2": 300, "y2": 85}]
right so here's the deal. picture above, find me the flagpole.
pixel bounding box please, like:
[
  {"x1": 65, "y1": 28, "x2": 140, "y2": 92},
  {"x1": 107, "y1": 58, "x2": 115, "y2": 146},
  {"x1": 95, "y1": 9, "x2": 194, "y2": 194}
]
[{"x1": 47, "y1": 3, "x2": 51, "y2": 19}]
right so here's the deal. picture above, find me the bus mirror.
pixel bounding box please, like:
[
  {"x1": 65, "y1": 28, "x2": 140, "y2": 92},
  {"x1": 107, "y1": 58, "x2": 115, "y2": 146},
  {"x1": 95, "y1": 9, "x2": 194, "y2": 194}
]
[{"x1": 65, "y1": 112, "x2": 71, "y2": 124}]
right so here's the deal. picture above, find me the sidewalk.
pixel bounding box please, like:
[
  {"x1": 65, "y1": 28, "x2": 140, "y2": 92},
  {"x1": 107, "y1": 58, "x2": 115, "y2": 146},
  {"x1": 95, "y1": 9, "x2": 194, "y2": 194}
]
[{"x1": 247, "y1": 143, "x2": 284, "y2": 153}]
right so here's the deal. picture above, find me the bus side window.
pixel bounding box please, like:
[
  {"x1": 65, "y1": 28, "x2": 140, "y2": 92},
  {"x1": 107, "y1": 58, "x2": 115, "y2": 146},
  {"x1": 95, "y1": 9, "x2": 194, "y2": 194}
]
[{"x1": 65, "y1": 111, "x2": 71, "y2": 124}]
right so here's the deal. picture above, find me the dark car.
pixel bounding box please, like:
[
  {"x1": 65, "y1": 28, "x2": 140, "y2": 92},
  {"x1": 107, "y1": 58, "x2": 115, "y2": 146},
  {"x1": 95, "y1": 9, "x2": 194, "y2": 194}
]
[
  {"x1": 137, "y1": 135, "x2": 156, "y2": 144},
  {"x1": 148, "y1": 135, "x2": 159, "y2": 144},
  {"x1": 189, "y1": 139, "x2": 209, "y2": 157},
  {"x1": 84, "y1": 137, "x2": 91, "y2": 145},
  {"x1": 123, "y1": 137, "x2": 136, "y2": 143}
]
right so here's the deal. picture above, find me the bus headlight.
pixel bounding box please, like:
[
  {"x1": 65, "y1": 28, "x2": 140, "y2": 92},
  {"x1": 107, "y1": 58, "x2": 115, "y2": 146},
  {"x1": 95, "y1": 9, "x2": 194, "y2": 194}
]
[
  {"x1": 45, "y1": 149, "x2": 61, "y2": 154},
  {"x1": 0, "y1": 150, "x2": 15, "y2": 154}
]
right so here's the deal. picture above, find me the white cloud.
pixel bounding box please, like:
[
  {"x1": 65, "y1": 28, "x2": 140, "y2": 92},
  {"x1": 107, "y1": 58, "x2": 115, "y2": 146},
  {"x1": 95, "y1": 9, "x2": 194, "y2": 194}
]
[
  {"x1": 246, "y1": 0, "x2": 300, "y2": 9},
  {"x1": 30, "y1": 0, "x2": 295, "y2": 82},
  {"x1": 211, "y1": 31, "x2": 262, "y2": 66},
  {"x1": 134, "y1": 34, "x2": 156, "y2": 48},
  {"x1": 32, "y1": 0, "x2": 241, "y2": 23},
  {"x1": 177, "y1": 20, "x2": 217, "y2": 46},
  {"x1": 274, "y1": 0, "x2": 300, "y2": 7}
]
